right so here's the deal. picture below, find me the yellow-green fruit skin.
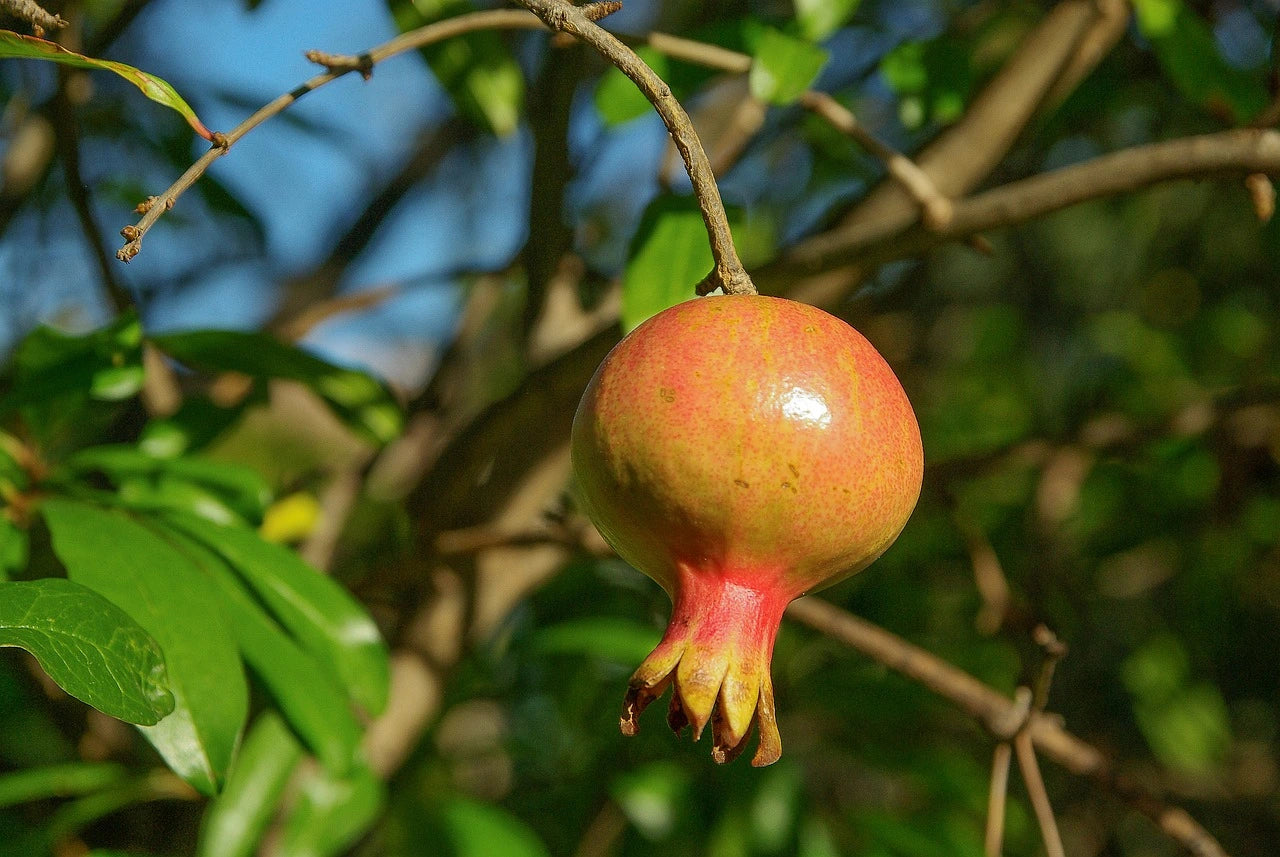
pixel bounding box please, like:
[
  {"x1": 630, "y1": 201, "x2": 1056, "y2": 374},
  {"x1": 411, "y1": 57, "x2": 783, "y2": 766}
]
[{"x1": 571, "y1": 294, "x2": 923, "y2": 765}]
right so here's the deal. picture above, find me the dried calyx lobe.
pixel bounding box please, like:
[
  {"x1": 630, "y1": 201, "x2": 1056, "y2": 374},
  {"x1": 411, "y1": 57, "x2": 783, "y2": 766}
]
[{"x1": 572, "y1": 295, "x2": 923, "y2": 765}]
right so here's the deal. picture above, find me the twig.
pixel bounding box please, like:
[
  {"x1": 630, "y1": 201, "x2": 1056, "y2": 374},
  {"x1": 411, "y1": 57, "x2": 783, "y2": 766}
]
[
  {"x1": 985, "y1": 741, "x2": 1014, "y2": 857},
  {"x1": 800, "y1": 91, "x2": 953, "y2": 228},
  {"x1": 635, "y1": 31, "x2": 952, "y2": 231},
  {"x1": 513, "y1": 0, "x2": 754, "y2": 296},
  {"x1": 784, "y1": 597, "x2": 1230, "y2": 857},
  {"x1": 0, "y1": 0, "x2": 65, "y2": 35},
  {"x1": 1016, "y1": 731, "x2": 1066, "y2": 857},
  {"x1": 115, "y1": 9, "x2": 557, "y2": 262}
]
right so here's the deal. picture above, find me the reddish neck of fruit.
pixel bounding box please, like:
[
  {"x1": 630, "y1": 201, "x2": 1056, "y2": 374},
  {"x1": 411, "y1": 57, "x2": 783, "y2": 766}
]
[{"x1": 663, "y1": 563, "x2": 792, "y2": 659}]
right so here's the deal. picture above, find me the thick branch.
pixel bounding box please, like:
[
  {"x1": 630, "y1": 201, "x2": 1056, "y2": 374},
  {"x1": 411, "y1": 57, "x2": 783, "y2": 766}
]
[
  {"x1": 514, "y1": 0, "x2": 754, "y2": 296},
  {"x1": 784, "y1": 128, "x2": 1280, "y2": 271}
]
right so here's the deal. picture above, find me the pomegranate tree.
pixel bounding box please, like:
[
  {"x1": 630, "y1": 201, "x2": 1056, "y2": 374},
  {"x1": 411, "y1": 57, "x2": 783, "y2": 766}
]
[{"x1": 571, "y1": 294, "x2": 923, "y2": 766}]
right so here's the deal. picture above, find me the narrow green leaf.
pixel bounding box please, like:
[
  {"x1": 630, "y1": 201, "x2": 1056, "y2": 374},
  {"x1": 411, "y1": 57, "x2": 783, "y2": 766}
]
[
  {"x1": 749, "y1": 27, "x2": 829, "y2": 105},
  {"x1": 0, "y1": 519, "x2": 27, "y2": 580},
  {"x1": 158, "y1": 525, "x2": 362, "y2": 773},
  {"x1": 438, "y1": 797, "x2": 550, "y2": 857},
  {"x1": 794, "y1": 0, "x2": 861, "y2": 42},
  {"x1": 0, "y1": 579, "x2": 173, "y2": 725},
  {"x1": 0, "y1": 31, "x2": 213, "y2": 140},
  {"x1": 41, "y1": 500, "x2": 247, "y2": 795},
  {"x1": 197, "y1": 712, "x2": 304, "y2": 857},
  {"x1": 150, "y1": 330, "x2": 403, "y2": 446},
  {"x1": 164, "y1": 511, "x2": 389, "y2": 717},
  {"x1": 0, "y1": 762, "x2": 129, "y2": 809},
  {"x1": 276, "y1": 761, "x2": 383, "y2": 857}
]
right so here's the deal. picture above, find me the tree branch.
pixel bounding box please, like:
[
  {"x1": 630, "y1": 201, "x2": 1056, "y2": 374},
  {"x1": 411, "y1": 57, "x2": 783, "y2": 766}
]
[
  {"x1": 513, "y1": 0, "x2": 753, "y2": 296},
  {"x1": 783, "y1": 128, "x2": 1280, "y2": 271},
  {"x1": 114, "y1": 9, "x2": 557, "y2": 262},
  {"x1": 785, "y1": 597, "x2": 1229, "y2": 857}
]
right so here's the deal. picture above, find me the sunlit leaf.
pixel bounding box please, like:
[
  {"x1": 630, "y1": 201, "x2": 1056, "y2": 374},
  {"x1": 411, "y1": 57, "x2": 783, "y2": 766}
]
[
  {"x1": 158, "y1": 525, "x2": 362, "y2": 774},
  {"x1": 276, "y1": 761, "x2": 384, "y2": 857},
  {"x1": 0, "y1": 579, "x2": 172, "y2": 725},
  {"x1": 42, "y1": 500, "x2": 246, "y2": 795},
  {"x1": 749, "y1": 27, "x2": 829, "y2": 105},
  {"x1": 163, "y1": 511, "x2": 389, "y2": 717},
  {"x1": 794, "y1": 0, "x2": 861, "y2": 42},
  {"x1": 0, "y1": 31, "x2": 213, "y2": 140}
]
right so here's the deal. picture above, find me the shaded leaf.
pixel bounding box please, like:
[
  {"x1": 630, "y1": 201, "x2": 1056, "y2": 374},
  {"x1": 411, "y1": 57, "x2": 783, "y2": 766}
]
[
  {"x1": 1134, "y1": 0, "x2": 1268, "y2": 122},
  {"x1": 0, "y1": 31, "x2": 213, "y2": 140},
  {"x1": 164, "y1": 511, "x2": 389, "y2": 717},
  {"x1": 391, "y1": 0, "x2": 524, "y2": 136},
  {"x1": 0, "y1": 762, "x2": 128, "y2": 809},
  {"x1": 197, "y1": 711, "x2": 304, "y2": 857},
  {"x1": 437, "y1": 796, "x2": 550, "y2": 857},
  {"x1": 41, "y1": 500, "x2": 246, "y2": 795},
  {"x1": 0, "y1": 579, "x2": 172, "y2": 724},
  {"x1": 532, "y1": 617, "x2": 661, "y2": 664},
  {"x1": 150, "y1": 330, "x2": 403, "y2": 446},
  {"x1": 66, "y1": 445, "x2": 272, "y2": 523}
]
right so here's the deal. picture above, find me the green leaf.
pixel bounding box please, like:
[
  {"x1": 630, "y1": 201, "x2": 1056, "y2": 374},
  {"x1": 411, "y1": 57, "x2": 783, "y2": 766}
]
[
  {"x1": 621, "y1": 198, "x2": 709, "y2": 332},
  {"x1": 621, "y1": 196, "x2": 775, "y2": 332},
  {"x1": 139, "y1": 394, "x2": 258, "y2": 458},
  {"x1": 437, "y1": 797, "x2": 550, "y2": 857},
  {"x1": 0, "y1": 579, "x2": 173, "y2": 725},
  {"x1": 0, "y1": 31, "x2": 213, "y2": 140},
  {"x1": 157, "y1": 524, "x2": 362, "y2": 773},
  {"x1": 595, "y1": 46, "x2": 668, "y2": 125},
  {"x1": 163, "y1": 511, "x2": 389, "y2": 717},
  {"x1": 794, "y1": 0, "x2": 861, "y2": 42},
  {"x1": 41, "y1": 500, "x2": 247, "y2": 795},
  {"x1": 391, "y1": 0, "x2": 524, "y2": 136},
  {"x1": 1, "y1": 313, "x2": 143, "y2": 415},
  {"x1": 0, "y1": 519, "x2": 27, "y2": 581},
  {"x1": 66, "y1": 445, "x2": 273, "y2": 523},
  {"x1": 150, "y1": 330, "x2": 403, "y2": 446},
  {"x1": 1133, "y1": 0, "x2": 1268, "y2": 122},
  {"x1": 276, "y1": 761, "x2": 384, "y2": 857},
  {"x1": 532, "y1": 617, "x2": 661, "y2": 664},
  {"x1": 749, "y1": 27, "x2": 829, "y2": 105},
  {"x1": 0, "y1": 762, "x2": 128, "y2": 809},
  {"x1": 197, "y1": 712, "x2": 304, "y2": 857}
]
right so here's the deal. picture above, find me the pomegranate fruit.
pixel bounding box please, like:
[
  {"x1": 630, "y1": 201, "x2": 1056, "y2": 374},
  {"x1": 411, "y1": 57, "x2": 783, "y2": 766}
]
[{"x1": 571, "y1": 294, "x2": 923, "y2": 766}]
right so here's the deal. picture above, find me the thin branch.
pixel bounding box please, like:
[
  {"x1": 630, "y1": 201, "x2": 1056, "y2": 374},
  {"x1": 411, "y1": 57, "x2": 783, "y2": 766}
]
[
  {"x1": 784, "y1": 596, "x2": 1230, "y2": 857},
  {"x1": 115, "y1": 9, "x2": 556, "y2": 262},
  {"x1": 985, "y1": 741, "x2": 1014, "y2": 857},
  {"x1": 1016, "y1": 731, "x2": 1067, "y2": 857},
  {"x1": 636, "y1": 31, "x2": 952, "y2": 232},
  {"x1": 513, "y1": 0, "x2": 753, "y2": 296}
]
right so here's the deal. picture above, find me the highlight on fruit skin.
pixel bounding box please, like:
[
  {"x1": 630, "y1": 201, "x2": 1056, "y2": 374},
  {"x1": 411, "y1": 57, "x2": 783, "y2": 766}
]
[{"x1": 571, "y1": 294, "x2": 924, "y2": 766}]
